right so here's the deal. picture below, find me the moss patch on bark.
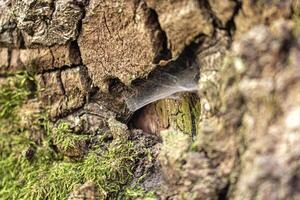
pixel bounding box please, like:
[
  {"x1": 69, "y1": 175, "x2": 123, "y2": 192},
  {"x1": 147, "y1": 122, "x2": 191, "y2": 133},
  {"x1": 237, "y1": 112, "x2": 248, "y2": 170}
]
[{"x1": 0, "y1": 71, "x2": 155, "y2": 200}]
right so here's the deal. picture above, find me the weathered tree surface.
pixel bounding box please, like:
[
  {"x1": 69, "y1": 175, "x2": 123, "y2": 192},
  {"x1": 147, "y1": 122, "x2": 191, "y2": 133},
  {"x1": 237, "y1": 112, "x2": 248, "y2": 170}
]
[{"x1": 0, "y1": 0, "x2": 300, "y2": 199}]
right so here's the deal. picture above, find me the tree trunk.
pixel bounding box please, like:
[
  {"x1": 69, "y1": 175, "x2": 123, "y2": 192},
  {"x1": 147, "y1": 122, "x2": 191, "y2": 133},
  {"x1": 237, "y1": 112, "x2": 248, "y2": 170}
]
[{"x1": 0, "y1": 0, "x2": 300, "y2": 199}]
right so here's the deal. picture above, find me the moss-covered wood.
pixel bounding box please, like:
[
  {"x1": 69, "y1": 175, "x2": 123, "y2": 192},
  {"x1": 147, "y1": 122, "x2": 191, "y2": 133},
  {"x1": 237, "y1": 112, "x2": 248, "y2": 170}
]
[{"x1": 153, "y1": 94, "x2": 200, "y2": 135}]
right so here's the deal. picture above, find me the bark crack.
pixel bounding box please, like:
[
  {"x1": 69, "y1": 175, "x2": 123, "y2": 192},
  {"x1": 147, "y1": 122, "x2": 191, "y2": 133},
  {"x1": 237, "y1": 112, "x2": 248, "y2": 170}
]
[{"x1": 56, "y1": 70, "x2": 66, "y2": 96}]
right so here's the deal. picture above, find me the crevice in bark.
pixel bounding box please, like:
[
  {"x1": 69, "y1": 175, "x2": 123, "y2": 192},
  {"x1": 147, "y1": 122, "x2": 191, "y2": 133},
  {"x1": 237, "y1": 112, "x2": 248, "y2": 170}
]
[
  {"x1": 7, "y1": 48, "x2": 12, "y2": 69},
  {"x1": 226, "y1": 0, "x2": 242, "y2": 37},
  {"x1": 17, "y1": 29, "x2": 26, "y2": 49},
  {"x1": 200, "y1": 0, "x2": 223, "y2": 30},
  {"x1": 102, "y1": 14, "x2": 112, "y2": 38},
  {"x1": 79, "y1": 65, "x2": 96, "y2": 104},
  {"x1": 218, "y1": 182, "x2": 230, "y2": 200},
  {"x1": 0, "y1": 72, "x2": 15, "y2": 78},
  {"x1": 69, "y1": 40, "x2": 83, "y2": 65},
  {"x1": 127, "y1": 105, "x2": 155, "y2": 134},
  {"x1": 199, "y1": 0, "x2": 242, "y2": 38},
  {"x1": 56, "y1": 70, "x2": 66, "y2": 96},
  {"x1": 48, "y1": 47, "x2": 55, "y2": 70},
  {"x1": 46, "y1": 65, "x2": 96, "y2": 121},
  {"x1": 123, "y1": 32, "x2": 220, "y2": 135},
  {"x1": 74, "y1": 0, "x2": 88, "y2": 39},
  {"x1": 146, "y1": 7, "x2": 171, "y2": 63},
  {"x1": 124, "y1": 34, "x2": 203, "y2": 112},
  {"x1": 52, "y1": 103, "x2": 86, "y2": 121},
  {"x1": 49, "y1": 0, "x2": 56, "y2": 22},
  {"x1": 189, "y1": 94, "x2": 199, "y2": 138},
  {"x1": 38, "y1": 64, "x2": 81, "y2": 74}
]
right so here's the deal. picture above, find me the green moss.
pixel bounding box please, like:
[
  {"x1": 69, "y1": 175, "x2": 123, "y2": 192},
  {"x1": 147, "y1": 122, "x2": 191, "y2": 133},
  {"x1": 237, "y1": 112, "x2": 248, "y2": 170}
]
[
  {"x1": 0, "y1": 71, "x2": 151, "y2": 199},
  {"x1": 52, "y1": 122, "x2": 89, "y2": 151},
  {"x1": 0, "y1": 125, "x2": 143, "y2": 199},
  {"x1": 25, "y1": 140, "x2": 137, "y2": 199},
  {"x1": 0, "y1": 71, "x2": 36, "y2": 137},
  {"x1": 124, "y1": 187, "x2": 156, "y2": 200},
  {"x1": 0, "y1": 71, "x2": 35, "y2": 119}
]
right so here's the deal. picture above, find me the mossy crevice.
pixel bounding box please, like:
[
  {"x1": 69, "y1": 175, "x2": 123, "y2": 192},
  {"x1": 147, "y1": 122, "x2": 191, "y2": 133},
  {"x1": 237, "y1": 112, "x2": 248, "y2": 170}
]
[{"x1": 0, "y1": 71, "x2": 157, "y2": 199}]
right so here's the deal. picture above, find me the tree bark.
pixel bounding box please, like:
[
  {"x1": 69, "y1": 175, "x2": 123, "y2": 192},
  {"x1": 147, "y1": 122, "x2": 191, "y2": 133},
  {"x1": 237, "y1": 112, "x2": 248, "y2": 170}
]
[{"x1": 0, "y1": 0, "x2": 300, "y2": 199}]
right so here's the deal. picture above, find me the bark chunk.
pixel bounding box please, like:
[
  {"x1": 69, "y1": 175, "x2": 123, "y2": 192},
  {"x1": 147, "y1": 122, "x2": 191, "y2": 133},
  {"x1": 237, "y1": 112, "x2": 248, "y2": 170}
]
[
  {"x1": 13, "y1": 0, "x2": 86, "y2": 46},
  {"x1": 37, "y1": 71, "x2": 65, "y2": 117},
  {"x1": 146, "y1": 0, "x2": 214, "y2": 57},
  {"x1": 78, "y1": 0, "x2": 167, "y2": 91},
  {"x1": 61, "y1": 67, "x2": 89, "y2": 112},
  {"x1": 0, "y1": 48, "x2": 9, "y2": 68},
  {"x1": 37, "y1": 67, "x2": 89, "y2": 118}
]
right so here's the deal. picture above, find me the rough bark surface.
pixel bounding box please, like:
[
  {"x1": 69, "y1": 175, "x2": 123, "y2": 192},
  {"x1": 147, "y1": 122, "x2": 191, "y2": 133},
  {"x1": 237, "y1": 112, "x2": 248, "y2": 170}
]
[
  {"x1": 0, "y1": 0, "x2": 300, "y2": 200},
  {"x1": 79, "y1": 0, "x2": 168, "y2": 91}
]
